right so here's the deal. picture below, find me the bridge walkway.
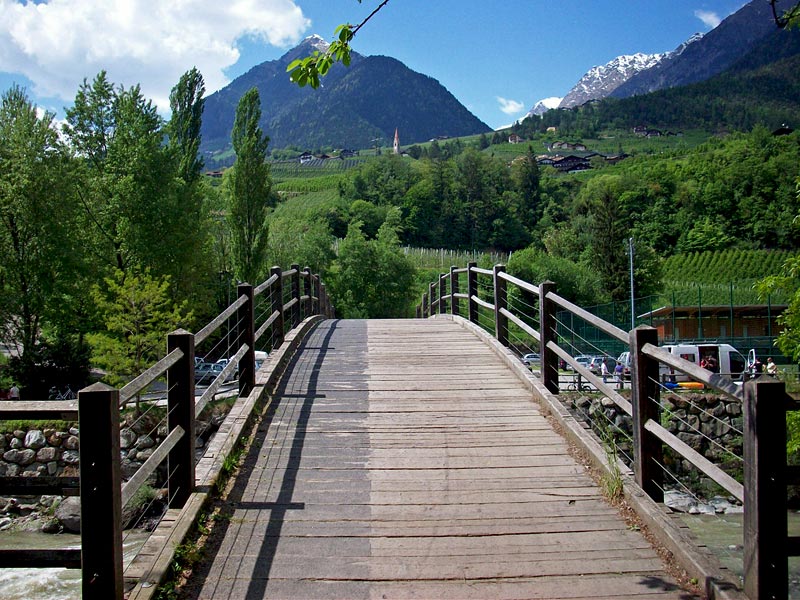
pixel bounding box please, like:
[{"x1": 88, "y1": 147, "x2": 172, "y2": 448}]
[{"x1": 186, "y1": 318, "x2": 696, "y2": 599}]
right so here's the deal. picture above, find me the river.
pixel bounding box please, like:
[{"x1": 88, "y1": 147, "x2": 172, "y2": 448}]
[
  {"x1": 680, "y1": 510, "x2": 800, "y2": 597},
  {"x1": 0, "y1": 529, "x2": 150, "y2": 599}
]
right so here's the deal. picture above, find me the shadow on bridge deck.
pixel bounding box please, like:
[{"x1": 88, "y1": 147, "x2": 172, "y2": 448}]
[{"x1": 182, "y1": 318, "x2": 698, "y2": 600}]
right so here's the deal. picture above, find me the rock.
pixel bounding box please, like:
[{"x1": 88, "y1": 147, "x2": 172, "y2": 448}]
[
  {"x1": 55, "y1": 497, "x2": 81, "y2": 533},
  {"x1": 13, "y1": 430, "x2": 24, "y2": 440},
  {"x1": 0, "y1": 463, "x2": 19, "y2": 477},
  {"x1": 120, "y1": 428, "x2": 138, "y2": 449},
  {"x1": 137, "y1": 448, "x2": 155, "y2": 461},
  {"x1": 68, "y1": 427, "x2": 79, "y2": 436},
  {"x1": 689, "y1": 503, "x2": 716, "y2": 515},
  {"x1": 726, "y1": 402, "x2": 742, "y2": 416},
  {"x1": 47, "y1": 434, "x2": 62, "y2": 447},
  {"x1": 24, "y1": 430, "x2": 46, "y2": 450},
  {"x1": 41, "y1": 518, "x2": 62, "y2": 534},
  {"x1": 664, "y1": 490, "x2": 696, "y2": 513},
  {"x1": 600, "y1": 396, "x2": 616, "y2": 408},
  {"x1": 36, "y1": 447, "x2": 58, "y2": 462},
  {"x1": 0, "y1": 517, "x2": 12, "y2": 530},
  {"x1": 61, "y1": 450, "x2": 80, "y2": 465},
  {"x1": 121, "y1": 460, "x2": 143, "y2": 480},
  {"x1": 16, "y1": 449, "x2": 36, "y2": 466},
  {"x1": 46, "y1": 461, "x2": 58, "y2": 476},
  {"x1": 9, "y1": 438, "x2": 22, "y2": 450},
  {"x1": 136, "y1": 435, "x2": 155, "y2": 450},
  {"x1": 63, "y1": 436, "x2": 79, "y2": 451}
]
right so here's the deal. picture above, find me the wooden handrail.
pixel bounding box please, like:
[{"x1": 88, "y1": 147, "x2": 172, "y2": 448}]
[
  {"x1": 121, "y1": 426, "x2": 184, "y2": 509},
  {"x1": 546, "y1": 290, "x2": 628, "y2": 343},
  {"x1": 119, "y1": 348, "x2": 184, "y2": 406},
  {"x1": 195, "y1": 293, "x2": 248, "y2": 345}
]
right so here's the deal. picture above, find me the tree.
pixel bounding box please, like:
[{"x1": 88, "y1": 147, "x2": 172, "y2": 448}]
[
  {"x1": 580, "y1": 176, "x2": 632, "y2": 301},
  {"x1": 0, "y1": 86, "x2": 81, "y2": 385},
  {"x1": 88, "y1": 268, "x2": 191, "y2": 412},
  {"x1": 168, "y1": 67, "x2": 205, "y2": 183},
  {"x1": 226, "y1": 87, "x2": 273, "y2": 285},
  {"x1": 330, "y1": 209, "x2": 416, "y2": 318}
]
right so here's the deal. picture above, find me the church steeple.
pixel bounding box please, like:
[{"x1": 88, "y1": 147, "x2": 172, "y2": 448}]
[{"x1": 393, "y1": 128, "x2": 399, "y2": 155}]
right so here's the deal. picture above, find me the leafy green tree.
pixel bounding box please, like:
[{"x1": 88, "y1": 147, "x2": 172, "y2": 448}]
[
  {"x1": 330, "y1": 209, "x2": 416, "y2": 318},
  {"x1": 0, "y1": 86, "x2": 81, "y2": 382},
  {"x1": 168, "y1": 67, "x2": 205, "y2": 183},
  {"x1": 508, "y1": 247, "x2": 606, "y2": 307},
  {"x1": 226, "y1": 87, "x2": 273, "y2": 284},
  {"x1": 89, "y1": 268, "x2": 190, "y2": 411}
]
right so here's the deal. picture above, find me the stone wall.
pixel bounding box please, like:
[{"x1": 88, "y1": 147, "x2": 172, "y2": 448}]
[{"x1": 569, "y1": 392, "x2": 744, "y2": 477}]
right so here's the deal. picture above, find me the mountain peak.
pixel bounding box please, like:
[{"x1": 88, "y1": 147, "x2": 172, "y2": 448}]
[
  {"x1": 559, "y1": 52, "x2": 667, "y2": 108},
  {"x1": 301, "y1": 34, "x2": 330, "y2": 53}
]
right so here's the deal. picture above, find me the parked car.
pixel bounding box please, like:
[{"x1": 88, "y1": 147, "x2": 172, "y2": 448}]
[
  {"x1": 587, "y1": 356, "x2": 612, "y2": 375},
  {"x1": 566, "y1": 355, "x2": 593, "y2": 371},
  {"x1": 521, "y1": 353, "x2": 540, "y2": 368},
  {"x1": 195, "y1": 362, "x2": 225, "y2": 385}
]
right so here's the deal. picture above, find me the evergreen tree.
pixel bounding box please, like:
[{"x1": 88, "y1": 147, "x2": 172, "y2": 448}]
[{"x1": 226, "y1": 87, "x2": 273, "y2": 285}]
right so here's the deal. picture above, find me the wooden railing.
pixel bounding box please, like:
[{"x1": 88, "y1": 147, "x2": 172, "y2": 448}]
[
  {"x1": 418, "y1": 264, "x2": 792, "y2": 600},
  {"x1": 0, "y1": 265, "x2": 333, "y2": 599}
]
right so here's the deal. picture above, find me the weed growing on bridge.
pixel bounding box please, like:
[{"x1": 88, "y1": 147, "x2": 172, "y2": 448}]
[{"x1": 597, "y1": 419, "x2": 624, "y2": 501}]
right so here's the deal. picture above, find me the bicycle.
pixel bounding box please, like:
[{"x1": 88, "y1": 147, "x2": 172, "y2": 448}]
[
  {"x1": 565, "y1": 376, "x2": 593, "y2": 392},
  {"x1": 49, "y1": 386, "x2": 76, "y2": 400}
]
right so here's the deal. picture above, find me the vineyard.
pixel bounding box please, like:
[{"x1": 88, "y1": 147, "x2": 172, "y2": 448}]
[
  {"x1": 270, "y1": 156, "x2": 370, "y2": 180},
  {"x1": 660, "y1": 249, "x2": 798, "y2": 305}
]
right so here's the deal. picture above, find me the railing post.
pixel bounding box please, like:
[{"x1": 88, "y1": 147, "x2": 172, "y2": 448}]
[
  {"x1": 422, "y1": 292, "x2": 429, "y2": 318},
  {"x1": 438, "y1": 273, "x2": 447, "y2": 314},
  {"x1": 311, "y1": 273, "x2": 320, "y2": 315},
  {"x1": 79, "y1": 382, "x2": 123, "y2": 600},
  {"x1": 167, "y1": 329, "x2": 195, "y2": 509},
  {"x1": 450, "y1": 265, "x2": 460, "y2": 317},
  {"x1": 468, "y1": 262, "x2": 478, "y2": 325},
  {"x1": 539, "y1": 280, "x2": 559, "y2": 394},
  {"x1": 320, "y1": 282, "x2": 330, "y2": 318},
  {"x1": 302, "y1": 267, "x2": 313, "y2": 317},
  {"x1": 291, "y1": 263, "x2": 301, "y2": 327},
  {"x1": 630, "y1": 326, "x2": 662, "y2": 502},
  {"x1": 429, "y1": 281, "x2": 436, "y2": 315},
  {"x1": 493, "y1": 265, "x2": 508, "y2": 346},
  {"x1": 238, "y1": 282, "x2": 255, "y2": 397},
  {"x1": 743, "y1": 378, "x2": 788, "y2": 600},
  {"x1": 271, "y1": 266, "x2": 284, "y2": 349}
]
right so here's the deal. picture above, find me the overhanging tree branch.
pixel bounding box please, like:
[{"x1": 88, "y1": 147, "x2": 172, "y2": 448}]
[{"x1": 286, "y1": 0, "x2": 392, "y2": 88}]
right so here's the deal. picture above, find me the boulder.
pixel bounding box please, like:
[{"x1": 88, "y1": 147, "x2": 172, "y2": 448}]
[
  {"x1": 135, "y1": 435, "x2": 155, "y2": 450},
  {"x1": 36, "y1": 447, "x2": 58, "y2": 462},
  {"x1": 55, "y1": 497, "x2": 81, "y2": 533},
  {"x1": 24, "y1": 430, "x2": 47, "y2": 450},
  {"x1": 119, "y1": 428, "x2": 138, "y2": 450},
  {"x1": 61, "y1": 450, "x2": 80, "y2": 465},
  {"x1": 63, "y1": 436, "x2": 79, "y2": 451}
]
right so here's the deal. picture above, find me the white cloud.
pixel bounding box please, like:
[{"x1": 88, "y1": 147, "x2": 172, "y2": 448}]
[
  {"x1": 0, "y1": 0, "x2": 310, "y2": 111},
  {"x1": 694, "y1": 9, "x2": 722, "y2": 29},
  {"x1": 496, "y1": 96, "x2": 525, "y2": 116}
]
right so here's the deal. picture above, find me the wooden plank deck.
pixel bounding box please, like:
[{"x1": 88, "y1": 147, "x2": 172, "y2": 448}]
[{"x1": 185, "y1": 319, "x2": 695, "y2": 599}]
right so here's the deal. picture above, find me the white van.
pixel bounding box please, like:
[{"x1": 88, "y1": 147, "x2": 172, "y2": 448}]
[{"x1": 659, "y1": 343, "x2": 746, "y2": 382}]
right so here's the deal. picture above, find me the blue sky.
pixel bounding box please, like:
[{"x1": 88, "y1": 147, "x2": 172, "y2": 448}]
[{"x1": 0, "y1": 0, "x2": 747, "y2": 130}]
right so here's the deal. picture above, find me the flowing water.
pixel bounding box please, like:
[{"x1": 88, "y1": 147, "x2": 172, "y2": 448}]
[
  {"x1": 0, "y1": 529, "x2": 150, "y2": 599},
  {"x1": 679, "y1": 511, "x2": 800, "y2": 598}
]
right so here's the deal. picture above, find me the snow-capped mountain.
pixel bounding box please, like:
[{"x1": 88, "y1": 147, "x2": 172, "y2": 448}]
[
  {"x1": 557, "y1": 34, "x2": 704, "y2": 108},
  {"x1": 525, "y1": 96, "x2": 562, "y2": 118},
  {"x1": 558, "y1": 53, "x2": 667, "y2": 108}
]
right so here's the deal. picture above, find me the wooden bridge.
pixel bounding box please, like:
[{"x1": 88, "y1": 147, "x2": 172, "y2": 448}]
[
  {"x1": 0, "y1": 263, "x2": 792, "y2": 599},
  {"x1": 185, "y1": 318, "x2": 697, "y2": 599}
]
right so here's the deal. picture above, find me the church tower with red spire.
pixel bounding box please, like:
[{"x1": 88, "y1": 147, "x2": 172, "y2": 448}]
[{"x1": 393, "y1": 128, "x2": 399, "y2": 155}]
